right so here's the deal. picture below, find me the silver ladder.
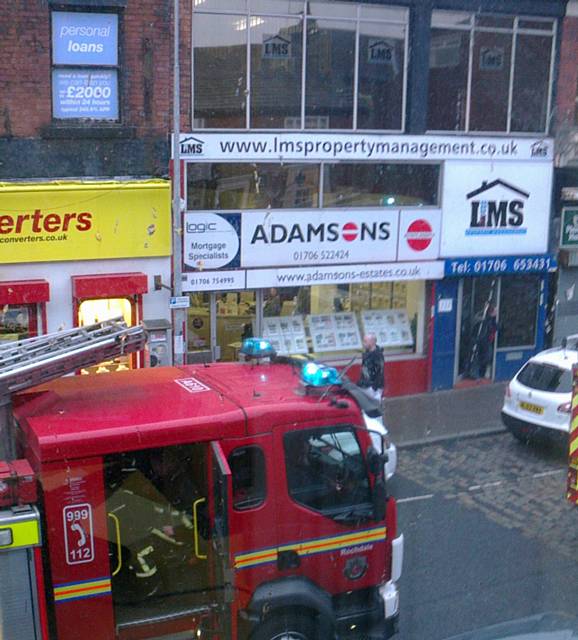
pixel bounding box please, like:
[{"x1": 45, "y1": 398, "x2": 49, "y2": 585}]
[{"x1": 0, "y1": 318, "x2": 147, "y2": 459}]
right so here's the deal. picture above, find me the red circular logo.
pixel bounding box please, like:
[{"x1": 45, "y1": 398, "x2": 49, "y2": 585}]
[
  {"x1": 406, "y1": 219, "x2": 434, "y2": 251},
  {"x1": 342, "y1": 222, "x2": 358, "y2": 242}
]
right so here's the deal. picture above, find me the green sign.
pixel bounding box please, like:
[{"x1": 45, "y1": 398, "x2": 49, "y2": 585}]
[{"x1": 561, "y1": 208, "x2": 578, "y2": 249}]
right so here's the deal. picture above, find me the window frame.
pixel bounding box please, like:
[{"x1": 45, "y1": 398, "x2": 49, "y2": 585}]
[
  {"x1": 427, "y1": 11, "x2": 556, "y2": 135},
  {"x1": 50, "y1": 8, "x2": 122, "y2": 124},
  {"x1": 191, "y1": 0, "x2": 409, "y2": 132}
]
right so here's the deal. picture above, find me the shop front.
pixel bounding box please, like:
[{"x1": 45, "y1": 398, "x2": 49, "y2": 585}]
[
  {"x1": 177, "y1": 132, "x2": 554, "y2": 396},
  {"x1": 0, "y1": 180, "x2": 172, "y2": 371},
  {"x1": 431, "y1": 152, "x2": 556, "y2": 390}
]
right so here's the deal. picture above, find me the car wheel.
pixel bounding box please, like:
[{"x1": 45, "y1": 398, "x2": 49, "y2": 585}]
[{"x1": 252, "y1": 613, "x2": 320, "y2": 640}]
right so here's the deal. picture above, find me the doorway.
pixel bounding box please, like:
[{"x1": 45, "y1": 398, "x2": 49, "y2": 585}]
[{"x1": 456, "y1": 277, "x2": 498, "y2": 383}]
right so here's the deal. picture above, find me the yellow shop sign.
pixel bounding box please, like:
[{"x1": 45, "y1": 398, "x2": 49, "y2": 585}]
[{"x1": 0, "y1": 180, "x2": 171, "y2": 263}]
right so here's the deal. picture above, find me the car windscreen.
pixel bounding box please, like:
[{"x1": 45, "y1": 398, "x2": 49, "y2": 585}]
[{"x1": 516, "y1": 361, "x2": 572, "y2": 393}]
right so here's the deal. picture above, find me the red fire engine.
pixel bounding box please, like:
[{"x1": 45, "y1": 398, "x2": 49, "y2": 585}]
[{"x1": 0, "y1": 322, "x2": 403, "y2": 640}]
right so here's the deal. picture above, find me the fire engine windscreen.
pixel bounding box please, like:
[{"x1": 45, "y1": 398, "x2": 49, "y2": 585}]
[{"x1": 284, "y1": 427, "x2": 372, "y2": 517}]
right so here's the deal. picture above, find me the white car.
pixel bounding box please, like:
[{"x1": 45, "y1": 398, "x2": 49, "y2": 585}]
[{"x1": 501, "y1": 340, "x2": 577, "y2": 442}]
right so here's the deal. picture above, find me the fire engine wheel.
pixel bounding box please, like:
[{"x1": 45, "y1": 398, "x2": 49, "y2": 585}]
[{"x1": 252, "y1": 613, "x2": 319, "y2": 640}]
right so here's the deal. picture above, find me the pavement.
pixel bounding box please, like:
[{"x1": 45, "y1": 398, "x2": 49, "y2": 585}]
[{"x1": 384, "y1": 381, "x2": 508, "y2": 448}]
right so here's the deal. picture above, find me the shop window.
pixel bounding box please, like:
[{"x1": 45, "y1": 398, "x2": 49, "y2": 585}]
[
  {"x1": 192, "y1": 0, "x2": 408, "y2": 130},
  {"x1": 217, "y1": 290, "x2": 256, "y2": 361},
  {"x1": 229, "y1": 446, "x2": 267, "y2": 510},
  {"x1": 187, "y1": 163, "x2": 320, "y2": 210},
  {"x1": 427, "y1": 11, "x2": 555, "y2": 133},
  {"x1": 78, "y1": 297, "x2": 133, "y2": 373},
  {"x1": 273, "y1": 282, "x2": 425, "y2": 356},
  {"x1": 323, "y1": 163, "x2": 440, "y2": 208},
  {"x1": 0, "y1": 305, "x2": 32, "y2": 342},
  {"x1": 497, "y1": 275, "x2": 540, "y2": 348},
  {"x1": 187, "y1": 293, "x2": 211, "y2": 355},
  {"x1": 51, "y1": 11, "x2": 120, "y2": 121}
]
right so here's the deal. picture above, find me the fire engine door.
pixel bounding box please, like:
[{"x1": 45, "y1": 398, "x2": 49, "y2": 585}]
[
  {"x1": 104, "y1": 443, "x2": 226, "y2": 638},
  {"x1": 210, "y1": 440, "x2": 234, "y2": 638}
]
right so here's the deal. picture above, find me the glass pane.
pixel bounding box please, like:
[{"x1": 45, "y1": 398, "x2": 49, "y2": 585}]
[
  {"x1": 249, "y1": 0, "x2": 304, "y2": 15},
  {"x1": 187, "y1": 163, "x2": 320, "y2": 209},
  {"x1": 250, "y1": 16, "x2": 303, "y2": 128},
  {"x1": 305, "y1": 18, "x2": 355, "y2": 128},
  {"x1": 469, "y1": 31, "x2": 512, "y2": 131},
  {"x1": 511, "y1": 34, "x2": 552, "y2": 132},
  {"x1": 193, "y1": 0, "x2": 246, "y2": 11},
  {"x1": 431, "y1": 11, "x2": 472, "y2": 29},
  {"x1": 358, "y1": 22, "x2": 405, "y2": 130},
  {"x1": 359, "y1": 5, "x2": 408, "y2": 23},
  {"x1": 323, "y1": 163, "x2": 439, "y2": 208},
  {"x1": 498, "y1": 275, "x2": 540, "y2": 347},
  {"x1": 308, "y1": 1, "x2": 356, "y2": 19},
  {"x1": 229, "y1": 446, "x2": 267, "y2": 510},
  {"x1": 284, "y1": 427, "x2": 371, "y2": 513},
  {"x1": 105, "y1": 444, "x2": 211, "y2": 613},
  {"x1": 217, "y1": 290, "x2": 256, "y2": 360},
  {"x1": 187, "y1": 292, "x2": 211, "y2": 353},
  {"x1": 193, "y1": 14, "x2": 247, "y2": 128},
  {"x1": 475, "y1": 14, "x2": 514, "y2": 29},
  {"x1": 0, "y1": 304, "x2": 31, "y2": 341},
  {"x1": 427, "y1": 29, "x2": 469, "y2": 130},
  {"x1": 517, "y1": 362, "x2": 572, "y2": 393},
  {"x1": 518, "y1": 18, "x2": 555, "y2": 32},
  {"x1": 78, "y1": 298, "x2": 133, "y2": 374}
]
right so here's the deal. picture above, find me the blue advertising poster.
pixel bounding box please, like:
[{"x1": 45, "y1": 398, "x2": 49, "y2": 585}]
[
  {"x1": 52, "y1": 69, "x2": 118, "y2": 119},
  {"x1": 52, "y1": 12, "x2": 118, "y2": 66}
]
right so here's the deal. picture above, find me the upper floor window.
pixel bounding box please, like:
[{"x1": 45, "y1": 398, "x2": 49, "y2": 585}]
[
  {"x1": 51, "y1": 11, "x2": 120, "y2": 121},
  {"x1": 192, "y1": 0, "x2": 408, "y2": 131},
  {"x1": 427, "y1": 12, "x2": 555, "y2": 134}
]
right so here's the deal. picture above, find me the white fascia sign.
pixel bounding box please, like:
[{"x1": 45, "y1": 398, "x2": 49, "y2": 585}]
[
  {"x1": 240, "y1": 209, "x2": 399, "y2": 268},
  {"x1": 440, "y1": 161, "x2": 553, "y2": 257}
]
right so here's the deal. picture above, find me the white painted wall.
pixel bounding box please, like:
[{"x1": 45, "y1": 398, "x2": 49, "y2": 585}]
[{"x1": 0, "y1": 257, "x2": 172, "y2": 332}]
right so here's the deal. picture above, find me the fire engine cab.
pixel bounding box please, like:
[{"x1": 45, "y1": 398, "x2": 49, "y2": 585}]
[{"x1": 0, "y1": 324, "x2": 403, "y2": 640}]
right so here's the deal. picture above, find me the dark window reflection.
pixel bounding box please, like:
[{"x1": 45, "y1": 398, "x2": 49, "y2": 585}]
[
  {"x1": 511, "y1": 35, "x2": 551, "y2": 132},
  {"x1": 427, "y1": 29, "x2": 469, "y2": 131},
  {"x1": 306, "y1": 19, "x2": 355, "y2": 129},
  {"x1": 323, "y1": 163, "x2": 440, "y2": 208},
  {"x1": 469, "y1": 30, "x2": 512, "y2": 132},
  {"x1": 229, "y1": 446, "x2": 267, "y2": 510},
  {"x1": 194, "y1": 14, "x2": 247, "y2": 128},
  {"x1": 358, "y1": 23, "x2": 405, "y2": 130},
  {"x1": 250, "y1": 16, "x2": 303, "y2": 128},
  {"x1": 187, "y1": 163, "x2": 320, "y2": 209},
  {"x1": 498, "y1": 275, "x2": 540, "y2": 348}
]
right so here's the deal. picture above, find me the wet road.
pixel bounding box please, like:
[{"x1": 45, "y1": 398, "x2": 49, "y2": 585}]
[{"x1": 390, "y1": 432, "x2": 578, "y2": 640}]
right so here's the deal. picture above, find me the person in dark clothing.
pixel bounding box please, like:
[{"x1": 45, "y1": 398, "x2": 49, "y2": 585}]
[
  {"x1": 358, "y1": 333, "x2": 385, "y2": 401},
  {"x1": 469, "y1": 305, "x2": 498, "y2": 379}
]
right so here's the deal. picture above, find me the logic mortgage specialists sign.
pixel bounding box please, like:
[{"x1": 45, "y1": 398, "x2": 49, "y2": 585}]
[{"x1": 183, "y1": 209, "x2": 442, "y2": 271}]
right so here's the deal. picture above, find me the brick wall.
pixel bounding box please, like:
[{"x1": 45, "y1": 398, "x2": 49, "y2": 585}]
[
  {"x1": 556, "y1": 15, "x2": 578, "y2": 127},
  {"x1": 0, "y1": 0, "x2": 186, "y2": 139}
]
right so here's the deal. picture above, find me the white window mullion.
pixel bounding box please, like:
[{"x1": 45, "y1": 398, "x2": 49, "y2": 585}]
[
  {"x1": 465, "y1": 21, "x2": 474, "y2": 132},
  {"x1": 301, "y1": 6, "x2": 307, "y2": 129},
  {"x1": 352, "y1": 7, "x2": 360, "y2": 130},
  {"x1": 506, "y1": 19, "x2": 517, "y2": 133}
]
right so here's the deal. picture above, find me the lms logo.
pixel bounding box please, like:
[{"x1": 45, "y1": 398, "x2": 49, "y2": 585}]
[
  {"x1": 466, "y1": 179, "x2": 529, "y2": 236},
  {"x1": 180, "y1": 135, "x2": 204, "y2": 156}
]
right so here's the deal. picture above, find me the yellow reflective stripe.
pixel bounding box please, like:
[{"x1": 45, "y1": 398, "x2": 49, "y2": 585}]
[
  {"x1": 54, "y1": 579, "x2": 111, "y2": 602},
  {"x1": 570, "y1": 436, "x2": 578, "y2": 457},
  {"x1": 0, "y1": 519, "x2": 40, "y2": 550},
  {"x1": 234, "y1": 526, "x2": 387, "y2": 569}
]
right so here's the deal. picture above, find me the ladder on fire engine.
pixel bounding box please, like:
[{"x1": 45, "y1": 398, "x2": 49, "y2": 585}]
[{"x1": 0, "y1": 318, "x2": 147, "y2": 459}]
